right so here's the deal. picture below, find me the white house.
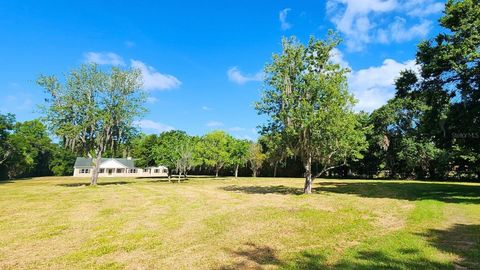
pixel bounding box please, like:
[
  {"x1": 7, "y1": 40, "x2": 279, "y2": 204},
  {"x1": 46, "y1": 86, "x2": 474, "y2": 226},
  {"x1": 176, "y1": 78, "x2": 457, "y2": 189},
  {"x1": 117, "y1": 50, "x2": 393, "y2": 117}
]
[{"x1": 73, "y1": 157, "x2": 168, "y2": 177}]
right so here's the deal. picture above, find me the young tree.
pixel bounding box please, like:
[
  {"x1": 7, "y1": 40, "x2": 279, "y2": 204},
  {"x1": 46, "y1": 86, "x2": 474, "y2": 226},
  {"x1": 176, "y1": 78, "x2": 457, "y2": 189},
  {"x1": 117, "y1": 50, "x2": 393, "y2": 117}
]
[
  {"x1": 256, "y1": 34, "x2": 367, "y2": 193},
  {"x1": 259, "y1": 133, "x2": 289, "y2": 177},
  {"x1": 175, "y1": 142, "x2": 195, "y2": 181},
  {"x1": 196, "y1": 130, "x2": 232, "y2": 177},
  {"x1": 248, "y1": 142, "x2": 266, "y2": 177},
  {"x1": 38, "y1": 64, "x2": 147, "y2": 185},
  {"x1": 153, "y1": 130, "x2": 191, "y2": 180},
  {"x1": 230, "y1": 138, "x2": 250, "y2": 178}
]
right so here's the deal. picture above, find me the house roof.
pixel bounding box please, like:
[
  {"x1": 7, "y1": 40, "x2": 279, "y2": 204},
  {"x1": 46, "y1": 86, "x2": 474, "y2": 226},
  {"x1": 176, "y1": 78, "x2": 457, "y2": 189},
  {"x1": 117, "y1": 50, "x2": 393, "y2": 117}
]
[{"x1": 74, "y1": 157, "x2": 136, "y2": 168}]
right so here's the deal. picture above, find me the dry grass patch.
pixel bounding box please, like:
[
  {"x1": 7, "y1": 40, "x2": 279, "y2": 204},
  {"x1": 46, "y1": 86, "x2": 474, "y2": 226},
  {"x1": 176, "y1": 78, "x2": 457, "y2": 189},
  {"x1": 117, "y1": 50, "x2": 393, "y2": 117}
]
[{"x1": 0, "y1": 177, "x2": 479, "y2": 269}]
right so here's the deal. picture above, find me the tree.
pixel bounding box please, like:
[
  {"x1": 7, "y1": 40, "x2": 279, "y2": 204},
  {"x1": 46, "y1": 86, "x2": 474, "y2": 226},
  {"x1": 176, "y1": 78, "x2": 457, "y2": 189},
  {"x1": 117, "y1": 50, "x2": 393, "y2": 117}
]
[
  {"x1": 260, "y1": 133, "x2": 289, "y2": 177},
  {"x1": 0, "y1": 113, "x2": 15, "y2": 166},
  {"x1": 49, "y1": 145, "x2": 76, "y2": 176},
  {"x1": 248, "y1": 142, "x2": 266, "y2": 177},
  {"x1": 256, "y1": 34, "x2": 367, "y2": 193},
  {"x1": 132, "y1": 134, "x2": 159, "y2": 168},
  {"x1": 175, "y1": 142, "x2": 195, "y2": 181},
  {"x1": 196, "y1": 130, "x2": 233, "y2": 177},
  {"x1": 153, "y1": 130, "x2": 191, "y2": 180},
  {"x1": 384, "y1": 0, "x2": 480, "y2": 179},
  {"x1": 3, "y1": 120, "x2": 53, "y2": 179},
  {"x1": 38, "y1": 64, "x2": 146, "y2": 185},
  {"x1": 230, "y1": 138, "x2": 250, "y2": 178}
]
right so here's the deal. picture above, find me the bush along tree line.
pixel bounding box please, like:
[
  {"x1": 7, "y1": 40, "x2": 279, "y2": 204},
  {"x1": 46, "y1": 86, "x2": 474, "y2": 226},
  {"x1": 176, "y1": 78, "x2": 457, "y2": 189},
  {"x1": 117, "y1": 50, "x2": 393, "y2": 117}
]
[{"x1": 1, "y1": 0, "x2": 478, "y2": 189}]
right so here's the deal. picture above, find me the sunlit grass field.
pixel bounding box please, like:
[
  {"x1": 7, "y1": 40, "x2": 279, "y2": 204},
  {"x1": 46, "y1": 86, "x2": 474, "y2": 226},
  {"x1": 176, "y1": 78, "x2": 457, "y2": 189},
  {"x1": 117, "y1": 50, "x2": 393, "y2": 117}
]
[{"x1": 0, "y1": 176, "x2": 479, "y2": 269}]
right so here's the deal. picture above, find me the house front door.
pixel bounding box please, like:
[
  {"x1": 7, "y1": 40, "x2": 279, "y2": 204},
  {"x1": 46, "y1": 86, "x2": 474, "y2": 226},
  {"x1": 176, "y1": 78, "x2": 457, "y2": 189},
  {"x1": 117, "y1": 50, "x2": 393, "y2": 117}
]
[{"x1": 108, "y1": 169, "x2": 113, "y2": 175}]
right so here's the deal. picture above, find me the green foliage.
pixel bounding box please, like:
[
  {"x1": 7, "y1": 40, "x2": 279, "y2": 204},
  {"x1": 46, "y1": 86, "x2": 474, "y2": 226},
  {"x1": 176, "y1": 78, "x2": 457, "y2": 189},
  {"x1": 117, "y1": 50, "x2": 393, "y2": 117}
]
[
  {"x1": 38, "y1": 63, "x2": 147, "y2": 184},
  {"x1": 195, "y1": 130, "x2": 234, "y2": 177},
  {"x1": 49, "y1": 146, "x2": 76, "y2": 176},
  {"x1": 131, "y1": 134, "x2": 159, "y2": 168},
  {"x1": 0, "y1": 118, "x2": 53, "y2": 179},
  {"x1": 248, "y1": 142, "x2": 266, "y2": 177},
  {"x1": 229, "y1": 138, "x2": 250, "y2": 177},
  {"x1": 256, "y1": 34, "x2": 368, "y2": 191},
  {"x1": 153, "y1": 130, "x2": 192, "y2": 175}
]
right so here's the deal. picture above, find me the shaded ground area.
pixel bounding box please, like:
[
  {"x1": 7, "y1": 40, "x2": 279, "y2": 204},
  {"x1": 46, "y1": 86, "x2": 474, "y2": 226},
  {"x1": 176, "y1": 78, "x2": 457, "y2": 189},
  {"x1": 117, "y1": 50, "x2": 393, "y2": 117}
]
[
  {"x1": 222, "y1": 181, "x2": 480, "y2": 204},
  {"x1": 0, "y1": 177, "x2": 479, "y2": 269}
]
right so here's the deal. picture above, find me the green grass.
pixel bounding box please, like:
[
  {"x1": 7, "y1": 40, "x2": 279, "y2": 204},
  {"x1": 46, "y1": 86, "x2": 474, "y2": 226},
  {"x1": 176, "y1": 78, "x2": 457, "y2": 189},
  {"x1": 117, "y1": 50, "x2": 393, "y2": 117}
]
[{"x1": 0, "y1": 177, "x2": 479, "y2": 269}]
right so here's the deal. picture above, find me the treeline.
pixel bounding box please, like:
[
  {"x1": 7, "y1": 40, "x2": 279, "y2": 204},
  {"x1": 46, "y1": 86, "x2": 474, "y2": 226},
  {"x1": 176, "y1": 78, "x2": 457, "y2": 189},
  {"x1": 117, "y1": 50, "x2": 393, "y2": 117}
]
[{"x1": 0, "y1": 114, "x2": 75, "y2": 179}]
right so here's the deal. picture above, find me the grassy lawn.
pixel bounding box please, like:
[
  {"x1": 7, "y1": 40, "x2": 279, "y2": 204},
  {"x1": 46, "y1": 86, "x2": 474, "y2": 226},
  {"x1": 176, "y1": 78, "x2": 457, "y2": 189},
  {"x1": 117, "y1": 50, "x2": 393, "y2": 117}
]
[{"x1": 0, "y1": 177, "x2": 479, "y2": 269}]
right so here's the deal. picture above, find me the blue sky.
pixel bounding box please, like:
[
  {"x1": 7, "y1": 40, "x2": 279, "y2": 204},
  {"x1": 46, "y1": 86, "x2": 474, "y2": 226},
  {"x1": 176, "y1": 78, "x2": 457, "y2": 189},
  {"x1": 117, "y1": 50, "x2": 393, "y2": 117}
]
[{"x1": 0, "y1": 1, "x2": 445, "y2": 140}]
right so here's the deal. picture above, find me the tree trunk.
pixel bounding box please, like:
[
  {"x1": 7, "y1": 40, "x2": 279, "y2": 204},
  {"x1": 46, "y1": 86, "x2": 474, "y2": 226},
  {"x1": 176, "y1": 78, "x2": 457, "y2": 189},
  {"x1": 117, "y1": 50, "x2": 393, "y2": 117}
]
[
  {"x1": 90, "y1": 153, "x2": 101, "y2": 186},
  {"x1": 235, "y1": 164, "x2": 239, "y2": 178},
  {"x1": 303, "y1": 155, "x2": 312, "y2": 194},
  {"x1": 178, "y1": 171, "x2": 181, "y2": 183},
  {"x1": 273, "y1": 162, "x2": 278, "y2": 178},
  {"x1": 168, "y1": 170, "x2": 172, "y2": 182},
  {"x1": 215, "y1": 168, "x2": 219, "y2": 178},
  {"x1": 253, "y1": 170, "x2": 257, "y2": 178}
]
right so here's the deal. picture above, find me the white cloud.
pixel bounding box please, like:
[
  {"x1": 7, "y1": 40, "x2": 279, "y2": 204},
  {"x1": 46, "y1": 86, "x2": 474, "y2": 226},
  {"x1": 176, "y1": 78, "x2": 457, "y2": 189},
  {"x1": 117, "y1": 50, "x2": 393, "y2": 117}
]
[
  {"x1": 84, "y1": 52, "x2": 125, "y2": 66},
  {"x1": 329, "y1": 48, "x2": 350, "y2": 69},
  {"x1": 146, "y1": 96, "x2": 158, "y2": 104},
  {"x1": 279, "y1": 8, "x2": 292, "y2": 30},
  {"x1": 229, "y1": 126, "x2": 246, "y2": 132},
  {"x1": 406, "y1": 1, "x2": 444, "y2": 17},
  {"x1": 326, "y1": 0, "x2": 441, "y2": 51},
  {"x1": 227, "y1": 67, "x2": 263, "y2": 85},
  {"x1": 377, "y1": 17, "x2": 431, "y2": 43},
  {"x1": 131, "y1": 60, "x2": 181, "y2": 91},
  {"x1": 206, "y1": 121, "x2": 224, "y2": 127},
  {"x1": 134, "y1": 119, "x2": 174, "y2": 133},
  {"x1": 348, "y1": 58, "x2": 418, "y2": 111},
  {"x1": 202, "y1": 106, "x2": 213, "y2": 111}
]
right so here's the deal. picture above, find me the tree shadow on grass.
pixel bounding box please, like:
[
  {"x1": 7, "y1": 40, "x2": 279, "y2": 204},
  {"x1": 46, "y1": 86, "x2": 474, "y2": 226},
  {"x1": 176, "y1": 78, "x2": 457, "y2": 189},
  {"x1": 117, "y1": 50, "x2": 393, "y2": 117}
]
[
  {"x1": 284, "y1": 248, "x2": 452, "y2": 270},
  {"x1": 421, "y1": 223, "x2": 480, "y2": 269},
  {"x1": 221, "y1": 181, "x2": 480, "y2": 204},
  {"x1": 57, "y1": 181, "x2": 131, "y2": 187},
  {"x1": 146, "y1": 178, "x2": 189, "y2": 183},
  {"x1": 315, "y1": 182, "x2": 480, "y2": 204},
  {"x1": 221, "y1": 185, "x2": 304, "y2": 195},
  {"x1": 0, "y1": 177, "x2": 33, "y2": 184},
  {"x1": 216, "y1": 242, "x2": 281, "y2": 270}
]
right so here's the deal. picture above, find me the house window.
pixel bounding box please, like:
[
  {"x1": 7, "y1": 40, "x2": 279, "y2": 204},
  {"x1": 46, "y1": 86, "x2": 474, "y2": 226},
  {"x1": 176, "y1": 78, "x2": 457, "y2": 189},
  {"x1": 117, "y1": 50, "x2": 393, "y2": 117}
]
[
  {"x1": 80, "y1": 169, "x2": 90, "y2": 174},
  {"x1": 116, "y1": 168, "x2": 123, "y2": 173},
  {"x1": 129, "y1": 169, "x2": 137, "y2": 173},
  {"x1": 154, "y1": 169, "x2": 160, "y2": 173},
  {"x1": 99, "y1": 169, "x2": 105, "y2": 173},
  {"x1": 163, "y1": 169, "x2": 168, "y2": 173}
]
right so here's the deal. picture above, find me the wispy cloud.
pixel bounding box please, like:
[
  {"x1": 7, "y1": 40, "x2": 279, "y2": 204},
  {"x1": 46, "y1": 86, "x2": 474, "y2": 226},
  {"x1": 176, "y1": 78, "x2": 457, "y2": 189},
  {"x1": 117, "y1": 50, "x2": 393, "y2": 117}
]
[
  {"x1": 202, "y1": 106, "x2": 213, "y2": 111},
  {"x1": 229, "y1": 126, "x2": 246, "y2": 132},
  {"x1": 348, "y1": 58, "x2": 418, "y2": 111},
  {"x1": 326, "y1": 0, "x2": 441, "y2": 51},
  {"x1": 227, "y1": 67, "x2": 263, "y2": 85},
  {"x1": 279, "y1": 8, "x2": 292, "y2": 30},
  {"x1": 206, "y1": 121, "x2": 224, "y2": 127},
  {"x1": 146, "y1": 96, "x2": 158, "y2": 104},
  {"x1": 131, "y1": 60, "x2": 181, "y2": 91},
  {"x1": 84, "y1": 52, "x2": 125, "y2": 66},
  {"x1": 134, "y1": 119, "x2": 174, "y2": 134}
]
